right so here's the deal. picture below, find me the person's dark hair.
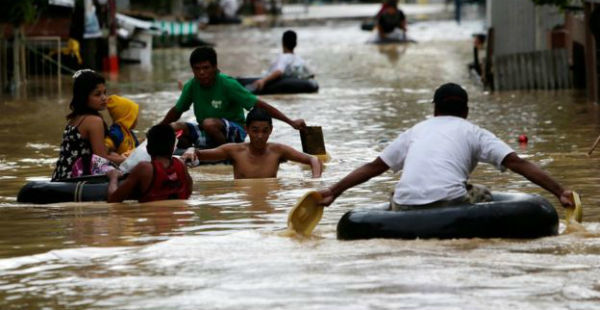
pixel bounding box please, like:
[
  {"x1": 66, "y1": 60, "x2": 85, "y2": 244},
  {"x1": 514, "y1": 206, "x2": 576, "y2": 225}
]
[
  {"x1": 433, "y1": 83, "x2": 469, "y2": 117},
  {"x1": 146, "y1": 124, "x2": 176, "y2": 157},
  {"x1": 246, "y1": 107, "x2": 272, "y2": 127},
  {"x1": 67, "y1": 69, "x2": 106, "y2": 120},
  {"x1": 384, "y1": 0, "x2": 398, "y2": 7},
  {"x1": 189, "y1": 46, "x2": 217, "y2": 66},
  {"x1": 282, "y1": 30, "x2": 297, "y2": 51}
]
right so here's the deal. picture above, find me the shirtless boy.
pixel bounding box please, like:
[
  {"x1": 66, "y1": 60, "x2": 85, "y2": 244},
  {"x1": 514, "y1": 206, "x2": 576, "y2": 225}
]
[{"x1": 182, "y1": 107, "x2": 322, "y2": 179}]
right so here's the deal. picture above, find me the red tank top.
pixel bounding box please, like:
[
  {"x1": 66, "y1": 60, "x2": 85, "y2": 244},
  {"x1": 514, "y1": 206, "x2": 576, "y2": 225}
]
[{"x1": 139, "y1": 158, "x2": 191, "y2": 202}]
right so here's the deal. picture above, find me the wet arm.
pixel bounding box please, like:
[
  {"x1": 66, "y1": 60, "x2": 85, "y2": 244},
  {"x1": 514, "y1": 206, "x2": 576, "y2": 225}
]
[
  {"x1": 281, "y1": 145, "x2": 322, "y2": 178},
  {"x1": 376, "y1": 23, "x2": 385, "y2": 37},
  {"x1": 160, "y1": 107, "x2": 183, "y2": 125},
  {"x1": 502, "y1": 152, "x2": 573, "y2": 208},
  {"x1": 320, "y1": 157, "x2": 389, "y2": 206},
  {"x1": 107, "y1": 167, "x2": 141, "y2": 202},
  {"x1": 255, "y1": 70, "x2": 283, "y2": 89},
  {"x1": 87, "y1": 117, "x2": 126, "y2": 164},
  {"x1": 309, "y1": 156, "x2": 322, "y2": 178},
  {"x1": 399, "y1": 19, "x2": 407, "y2": 32},
  {"x1": 255, "y1": 99, "x2": 306, "y2": 130},
  {"x1": 194, "y1": 145, "x2": 231, "y2": 162},
  {"x1": 185, "y1": 167, "x2": 193, "y2": 197}
]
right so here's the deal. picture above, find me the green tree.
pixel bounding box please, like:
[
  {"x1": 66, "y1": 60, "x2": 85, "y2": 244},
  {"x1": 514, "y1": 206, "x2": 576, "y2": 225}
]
[{"x1": 0, "y1": 0, "x2": 47, "y2": 27}]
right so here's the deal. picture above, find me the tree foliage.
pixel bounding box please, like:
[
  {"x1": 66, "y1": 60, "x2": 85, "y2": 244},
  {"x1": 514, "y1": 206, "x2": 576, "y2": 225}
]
[{"x1": 0, "y1": 0, "x2": 47, "y2": 26}]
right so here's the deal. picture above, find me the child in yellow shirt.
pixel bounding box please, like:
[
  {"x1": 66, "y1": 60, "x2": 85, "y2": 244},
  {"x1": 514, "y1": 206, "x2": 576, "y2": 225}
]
[{"x1": 104, "y1": 95, "x2": 140, "y2": 156}]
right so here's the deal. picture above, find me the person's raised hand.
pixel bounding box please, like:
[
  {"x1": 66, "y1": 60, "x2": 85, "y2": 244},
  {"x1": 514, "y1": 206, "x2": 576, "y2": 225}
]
[
  {"x1": 291, "y1": 119, "x2": 306, "y2": 130},
  {"x1": 253, "y1": 79, "x2": 266, "y2": 91},
  {"x1": 181, "y1": 147, "x2": 198, "y2": 164},
  {"x1": 317, "y1": 188, "x2": 335, "y2": 206},
  {"x1": 559, "y1": 190, "x2": 574, "y2": 209}
]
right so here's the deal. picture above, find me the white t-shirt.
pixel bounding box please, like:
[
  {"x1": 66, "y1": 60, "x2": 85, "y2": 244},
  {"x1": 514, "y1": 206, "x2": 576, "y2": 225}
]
[
  {"x1": 379, "y1": 116, "x2": 514, "y2": 206},
  {"x1": 267, "y1": 53, "x2": 313, "y2": 79},
  {"x1": 221, "y1": 0, "x2": 239, "y2": 18}
]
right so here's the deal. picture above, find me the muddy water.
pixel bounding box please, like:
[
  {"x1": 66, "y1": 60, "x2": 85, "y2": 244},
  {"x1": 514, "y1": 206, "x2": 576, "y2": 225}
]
[{"x1": 1, "y1": 20, "x2": 600, "y2": 309}]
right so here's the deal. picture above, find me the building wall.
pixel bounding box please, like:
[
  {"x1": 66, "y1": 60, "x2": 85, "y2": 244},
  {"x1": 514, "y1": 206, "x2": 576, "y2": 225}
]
[
  {"x1": 0, "y1": 5, "x2": 73, "y2": 39},
  {"x1": 488, "y1": 0, "x2": 564, "y2": 56},
  {"x1": 116, "y1": 0, "x2": 130, "y2": 10}
]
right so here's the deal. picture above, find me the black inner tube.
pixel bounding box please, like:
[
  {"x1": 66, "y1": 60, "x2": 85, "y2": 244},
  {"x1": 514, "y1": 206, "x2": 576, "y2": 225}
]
[{"x1": 337, "y1": 192, "x2": 559, "y2": 240}]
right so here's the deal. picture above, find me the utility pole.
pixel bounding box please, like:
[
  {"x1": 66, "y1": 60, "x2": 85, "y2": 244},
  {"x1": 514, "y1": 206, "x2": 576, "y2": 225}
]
[
  {"x1": 106, "y1": 0, "x2": 119, "y2": 74},
  {"x1": 455, "y1": 0, "x2": 461, "y2": 24}
]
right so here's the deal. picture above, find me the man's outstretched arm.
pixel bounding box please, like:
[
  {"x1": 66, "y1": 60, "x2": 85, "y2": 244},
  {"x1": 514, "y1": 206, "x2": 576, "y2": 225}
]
[
  {"x1": 181, "y1": 144, "x2": 232, "y2": 163},
  {"x1": 160, "y1": 107, "x2": 183, "y2": 125},
  {"x1": 280, "y1": 144, "x2": 322, "y2": 178},
  {"x1": 318, "y1": 157, "x2": 389, "y2": 206},
  {"x1": 255, "y1": 99, "x2": 306, "y2": 130},
  {"x1": 107, "y1": 167, "x2": 142, "y2": 203},
  {"x1": 253, "y1": 70, "x2": 283, "y2": 91},
  {"x1": 502, "y1": 152, "x2": 573, "y2": 208}
]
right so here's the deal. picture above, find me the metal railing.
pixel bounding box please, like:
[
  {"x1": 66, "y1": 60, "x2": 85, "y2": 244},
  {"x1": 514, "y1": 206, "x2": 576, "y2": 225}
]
[{"x1": 0, "y1": 36, "x2": 74, "y2": 97}]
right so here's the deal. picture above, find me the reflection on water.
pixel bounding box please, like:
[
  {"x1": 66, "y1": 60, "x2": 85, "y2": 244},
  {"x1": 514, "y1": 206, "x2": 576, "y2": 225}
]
[
  {"x1": 377, "y1": 44, "x2": 408, "y2": 65},
  {"x1": 1, "y1": 20, "x2": 600, "y2": 309}
]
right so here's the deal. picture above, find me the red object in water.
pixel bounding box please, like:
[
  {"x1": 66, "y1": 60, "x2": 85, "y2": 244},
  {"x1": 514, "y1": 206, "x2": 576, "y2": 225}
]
[{"x1": 518, "y1": 134, "x2": 528, "y2": 143}]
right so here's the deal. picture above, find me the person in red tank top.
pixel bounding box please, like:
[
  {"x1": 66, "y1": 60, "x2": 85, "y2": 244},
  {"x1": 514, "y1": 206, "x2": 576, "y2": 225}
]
[{"x1": 107, "y1": 124, "x2": 193, "y2": 202}]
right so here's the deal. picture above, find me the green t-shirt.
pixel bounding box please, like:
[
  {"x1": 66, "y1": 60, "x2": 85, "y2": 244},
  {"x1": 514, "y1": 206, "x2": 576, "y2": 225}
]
[{"x1": 175, "y1": 73, "x2": 258, "y2": 125}]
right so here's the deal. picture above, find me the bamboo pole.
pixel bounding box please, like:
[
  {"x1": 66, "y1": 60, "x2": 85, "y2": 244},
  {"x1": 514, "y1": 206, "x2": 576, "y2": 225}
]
[{"x1": 588, "y1": 133, "x2": 600, "y2": 156}]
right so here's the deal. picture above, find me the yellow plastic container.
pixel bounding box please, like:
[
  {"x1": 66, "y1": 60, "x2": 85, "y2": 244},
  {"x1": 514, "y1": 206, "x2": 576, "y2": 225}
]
[{"x1": 287, "y1": 191, "x2": 323, "y2": 237}]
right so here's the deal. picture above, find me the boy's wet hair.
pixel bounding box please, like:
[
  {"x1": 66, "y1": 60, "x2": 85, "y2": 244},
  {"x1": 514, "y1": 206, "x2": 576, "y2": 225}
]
[
  {"x1": 146, "y1": 124, "x2": 175, "y2": 157},
  {"x1": 67, "y1": 69, "x2": 105, "y2": 120},
  {"x1": 190, "y1": 46, "x2": 217, "y2": 66},
  {"x1": 282, "y1": 30, "x2": 297, "y2": 50},
  {"x1": 246, "y1": 107, "x2": 272, "y2": 127}
]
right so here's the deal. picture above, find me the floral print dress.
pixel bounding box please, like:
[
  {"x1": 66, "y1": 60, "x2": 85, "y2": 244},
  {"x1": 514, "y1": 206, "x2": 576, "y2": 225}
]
[{"x1": 51, "y1": 122, "x2": 92, "y2": 181}]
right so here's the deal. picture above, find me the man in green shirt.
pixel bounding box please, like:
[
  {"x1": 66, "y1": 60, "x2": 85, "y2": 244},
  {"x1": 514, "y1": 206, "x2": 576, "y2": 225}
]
[{"x1": 160, "y1": 47, "x2": 306, "y2": 149}]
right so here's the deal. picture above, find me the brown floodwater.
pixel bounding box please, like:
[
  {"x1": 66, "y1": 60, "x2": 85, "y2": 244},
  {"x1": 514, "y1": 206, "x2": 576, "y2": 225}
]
[{"x1": 1, "y1": 20, "x2": 600, "y2": 310}]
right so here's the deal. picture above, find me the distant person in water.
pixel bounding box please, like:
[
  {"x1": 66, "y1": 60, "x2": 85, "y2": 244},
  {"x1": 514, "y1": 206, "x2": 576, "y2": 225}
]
[
  {"x1": 182, "y1": 107, "x2": 322, "y2": 179},
  {"x1": 468, "y1": 33, "x2": 486, "y2": 78},
  {"x1": 51, "y1": 69, "x2": 125, "y2": 181},
  {"x1": 250, "y1": 30, "x2": 315, "y2": 92},
  {"x1": 376, "y1": 0, "x2": 407, "y2": 41},
  {"x1": 107, "y1": 124, "x2": 193, "y2": 202},
  {"x1": 160, "y1": 46, "x2": 306, "y2": 150}
]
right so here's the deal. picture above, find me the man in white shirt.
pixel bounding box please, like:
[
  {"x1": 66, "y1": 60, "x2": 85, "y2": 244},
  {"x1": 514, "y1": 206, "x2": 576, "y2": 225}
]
[
  {"x1": 251, "y1": 30, "x2": 314, "y2": 91},
  {"x1": 318, "y1": 83, "x2": 574, "y2": 210}
]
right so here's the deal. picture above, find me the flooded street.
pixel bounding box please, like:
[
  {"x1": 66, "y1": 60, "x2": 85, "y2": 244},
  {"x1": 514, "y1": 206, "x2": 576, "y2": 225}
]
[{"x1": 1, "y1": 20, "x2": 600, "y2": 309}]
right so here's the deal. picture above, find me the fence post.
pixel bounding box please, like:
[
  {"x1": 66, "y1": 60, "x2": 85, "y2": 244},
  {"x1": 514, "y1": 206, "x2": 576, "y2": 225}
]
[
  {"x1": 20, "y1": 33, "x2": 27, "y2": 84},
  {"x1": 12, "y1": 27, "x2": 21, "y2": 88},
  {"x1": 540, "y1": 51, "x2": 548, "y2": 89},
  {"x1": 492, "y1": 56, "x2": 500, "y2": 91},
  {"x1": 57, "y1": 37, "x2": 61, "y2": 94},
  {"x1": 507, "y1": 54, "x2": 516, "y2": 90},
  {"x1": 0, "y1": 39, "x2": 5, "y2": 91}
]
